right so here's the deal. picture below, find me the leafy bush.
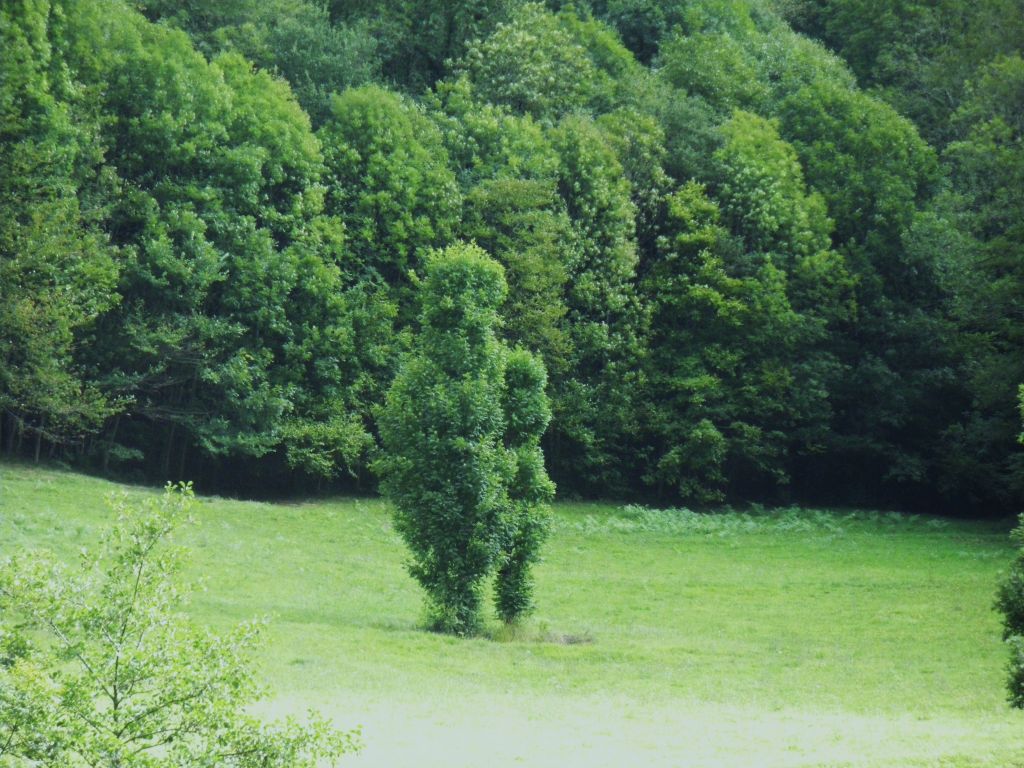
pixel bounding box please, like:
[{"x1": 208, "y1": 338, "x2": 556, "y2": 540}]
[
  {"x1": 495, "y1": 350, "x2": 556, "y2": 624},
  {"x1": 375, "y1": 243, "x2": 554, "y2": 634},
  {"x1": 0, "y1": 484, "x2": 359, "y2": 766}
]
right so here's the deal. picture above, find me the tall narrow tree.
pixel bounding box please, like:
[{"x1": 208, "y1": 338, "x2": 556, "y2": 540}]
[{"x1": 375, "y1": 243, "x2": 552, "y2": 633}]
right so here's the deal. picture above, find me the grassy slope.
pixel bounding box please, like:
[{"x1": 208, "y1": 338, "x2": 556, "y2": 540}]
[{"x1": 1, "y1": 462, "x2": 1022, "y2": 767}]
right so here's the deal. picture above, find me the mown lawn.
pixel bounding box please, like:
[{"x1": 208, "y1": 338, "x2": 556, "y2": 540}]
[{"x1": 1, "y1": 462, "x2": 1022, "y2": 767}]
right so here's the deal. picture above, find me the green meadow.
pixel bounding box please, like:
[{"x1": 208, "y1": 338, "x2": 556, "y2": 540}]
[{"x1": 2, "y1": 462, "x2": 1022, "y2": 767}]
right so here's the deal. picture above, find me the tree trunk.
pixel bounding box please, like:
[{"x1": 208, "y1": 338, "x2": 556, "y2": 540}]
[
  {"x1": 103, "y1": 416, "x2": 121, "y2": 472},
  {"x1": 177, "y1": 434, "x2": 188, "y2": 481},
  {"x1": 33, "y1": 420, "x2": 44, "y2": 463},
  {"x1": 161, "y1": 423, "x2": 176, "y2": 480},
  {"x1": 5, "y1": 413, "x2": 14, "y2": 455}
]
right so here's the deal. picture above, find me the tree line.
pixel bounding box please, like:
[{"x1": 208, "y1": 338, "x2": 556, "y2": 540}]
[{"x1": 2, "y1": 0, "x2": 1022, "y2": 514}]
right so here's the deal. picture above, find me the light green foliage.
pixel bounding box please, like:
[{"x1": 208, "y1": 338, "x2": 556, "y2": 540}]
[
  {"x1": 375, "y1": 244, "x2": 553, "y2": 633},
  {"x1": 0, "y1": 483, "x2": 358, "y2": 766},
  {"x1": 660, "y1": 32, "x2": 768, "y2": 111},
  {"x1": 454, "y1": 3, "x2": 598, "y2": 121},
  {"x1": 215, "y1": 53, "x2": 325, "y2": 236},
  {"x1": 431, "y1": 79, "x2": 573, "y2": 377},
  {"x1": 462, "y1": 180, "x2": 572, "y2": 375},
  {"x1": 551, "y1": 114, "x2": 639, "y2": 347},
  {"x1": 713, "y1": 111, "x2": 831, "y2": 260},
  {"x1": 319, "y1": 86, "x2": 461, "y2": 316},
  {"x1": 453, "y1": 3, "x2": 647, "y2": 122},
  {"x1": 430, "y1": 78, "x2": 561, "y2": 185},
  {"x1": 555, "y1": 9, "x2": 653, "y2": 113},
  {"x1": 712, "y1": 109, "x2": 855, "y2": 326},
  {"x1": 755, "y1": 23, "x2": 857, "y2": 101},
  {"x1": 0, "y1": 0, "x2": 119, "y2": 456}
]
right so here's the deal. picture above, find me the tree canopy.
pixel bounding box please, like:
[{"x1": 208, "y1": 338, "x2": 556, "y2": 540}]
[{"x1": 2, "y1": 0, "x2": 1021, "y2": 515}]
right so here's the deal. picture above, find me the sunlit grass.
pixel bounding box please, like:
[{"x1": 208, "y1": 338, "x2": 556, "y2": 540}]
[{"x1": 2, "y1": 461, "x2": 1022, "y2": 767}]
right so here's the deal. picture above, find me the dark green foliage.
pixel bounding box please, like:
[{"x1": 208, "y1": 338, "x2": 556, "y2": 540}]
[
  {"x1": 137, "y1": 0, "x2": 381, "y2": 124},
  {"x1": 331, "y1": 0, "x2": 523, "y2": 92},
  {"x1": 998, "y1": 390, "x2": 1024, "y2": 706},
  {"x1": 215, "y1": 3, "x2": 380, "y2": 128},
  {"x1": 2, "y1": 0, "x2": 381, "y2": 485},
  {"x1": 375, "y1": 244, "x2": 553, "y2": 633},
  {"x1": 776, "y1": 83, "x2": 953, "y2": 505},
  {"x1": 939, "y1": 55, "x2": 1024, "y2": 507},
  {"x1": 496, "y1": 350, "x2": 556, "y2": 622},
  {"x1": 775, "y1": 80, "x2": 939, "y2": 256},
  {"x1": 596, "y1": 107, "x2": 674, "y2": 269},
  {"x1": 641, "y1": 182, "x2": 814, "y2": 501},
  {"x1": 1005, "y1": 637, "x2": 1024, "y2": 709},
  {"x1": 779, "y1": 0, "x2": 1024, "y2": 146},
  {"x1": 652, "y1": 2, "x2": 961, "y2": 505},
  {"x1": 547, "y1": 115, "x2": 645, "y2": 493},
  {"x1": 998, "y1": 541, "x2": 1024, "y2": 641},
  {"x1": 2, "y1": 0, "x2": 1022, "y2": 516},
  {"x1": 72, "y1": 12, "x2": 295, "y2": 466}
]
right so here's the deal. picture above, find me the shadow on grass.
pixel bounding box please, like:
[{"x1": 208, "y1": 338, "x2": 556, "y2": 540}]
[{"x1": 487, "y1": 619, "x2": 595, "y2": 646}]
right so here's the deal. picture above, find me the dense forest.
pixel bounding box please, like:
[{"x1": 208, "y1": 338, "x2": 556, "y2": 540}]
[{"x1": 1, "y1": 0, "x2": 1022, "y2": 514}]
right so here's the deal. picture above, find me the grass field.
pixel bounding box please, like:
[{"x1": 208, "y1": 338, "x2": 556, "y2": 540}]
[{"x1": 2, "y1": 461, "x2": 1023, "y2": 767}]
